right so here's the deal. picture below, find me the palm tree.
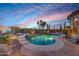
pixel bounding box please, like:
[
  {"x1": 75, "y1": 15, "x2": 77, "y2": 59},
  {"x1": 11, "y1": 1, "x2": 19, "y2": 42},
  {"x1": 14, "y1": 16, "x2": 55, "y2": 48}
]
[
  {"x1": 40, "y1": 20, "x2": 47, "y2": 30},
  {"x1": 37, "y1": 20, "x2": 47, "y2": 34},
  {"x1": 37, "y1": 21, "x2": 40, "y2": 29},
  {"x1": 64, "y1": 22, "x2": 66, "y2": 30},
  {"x1": 42, "y1": 21, "x2": 46, "y2": 30},
  {"x1": 60, "y1": 24, "x2": 62, "y2": 32},
  {"x1": 39, "y1": 20, "x2": 43, "y2": 29},
  {"x1": 37, "y1": 20, "x2": 47, "y2": 30},
  {"x1": 47, "y1": 24, "x2": 50, "y2": 34}
]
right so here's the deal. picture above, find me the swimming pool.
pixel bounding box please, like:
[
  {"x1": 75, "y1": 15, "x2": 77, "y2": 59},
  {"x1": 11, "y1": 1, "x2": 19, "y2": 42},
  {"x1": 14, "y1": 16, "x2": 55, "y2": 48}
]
[{"x1": 26, "y1": 34, "x2": 62, "y2": 45}]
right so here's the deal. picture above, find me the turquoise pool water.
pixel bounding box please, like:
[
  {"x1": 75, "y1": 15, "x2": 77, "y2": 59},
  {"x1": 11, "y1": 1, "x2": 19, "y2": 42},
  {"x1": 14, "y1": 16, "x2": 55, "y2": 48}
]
[{"x1": 26, "y1": 35, "x2": 61, "y2": 45}]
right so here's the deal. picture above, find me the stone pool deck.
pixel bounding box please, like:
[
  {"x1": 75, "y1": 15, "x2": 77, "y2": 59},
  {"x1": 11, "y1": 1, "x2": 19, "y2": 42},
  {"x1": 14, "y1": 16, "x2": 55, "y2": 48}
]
[
  {"x1": 10, "y1": 36, "x2": 79, "y2": 56},
  {"x1": 6, "y1": 35, "x2": 79, "y2": 56}
]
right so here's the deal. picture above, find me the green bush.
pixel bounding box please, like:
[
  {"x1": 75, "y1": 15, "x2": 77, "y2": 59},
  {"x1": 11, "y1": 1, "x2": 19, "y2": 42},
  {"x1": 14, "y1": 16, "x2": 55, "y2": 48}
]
[{"x1": 0, "y1": 35, "x2": 10, "y2": 44}]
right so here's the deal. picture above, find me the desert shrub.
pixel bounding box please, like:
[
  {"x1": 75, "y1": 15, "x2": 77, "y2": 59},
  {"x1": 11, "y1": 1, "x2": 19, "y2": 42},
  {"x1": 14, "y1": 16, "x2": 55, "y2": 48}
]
[{"x1": 0, "y1": 35, "x2": 10, "y2": 44}]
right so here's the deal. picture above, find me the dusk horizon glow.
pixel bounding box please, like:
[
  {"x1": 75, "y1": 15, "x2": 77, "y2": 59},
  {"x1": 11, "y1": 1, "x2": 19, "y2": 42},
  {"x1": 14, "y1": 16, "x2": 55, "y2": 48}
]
[{"x1": 0, "y1": 3, "x2": 79, "y2": 28}]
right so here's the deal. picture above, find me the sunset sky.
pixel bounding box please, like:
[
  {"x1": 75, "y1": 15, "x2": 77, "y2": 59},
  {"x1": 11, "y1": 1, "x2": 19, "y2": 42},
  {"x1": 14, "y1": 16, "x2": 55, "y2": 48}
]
[{"x1": 0, "y1": 3, "x2": 79, "y2": 28}]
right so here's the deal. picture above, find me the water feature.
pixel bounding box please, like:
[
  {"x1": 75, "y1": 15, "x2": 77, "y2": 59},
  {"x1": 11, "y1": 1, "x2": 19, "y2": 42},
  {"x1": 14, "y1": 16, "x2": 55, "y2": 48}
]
[{"x1": 26, "y1": 35, "x2": 61, "y2": 45}]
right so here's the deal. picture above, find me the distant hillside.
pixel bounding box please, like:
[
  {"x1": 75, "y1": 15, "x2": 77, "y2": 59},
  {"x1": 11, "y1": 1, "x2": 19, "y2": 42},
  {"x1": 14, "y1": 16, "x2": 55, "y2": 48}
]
[{"x1": 0, "y1": 25, "x2": 11, "y2": 31}]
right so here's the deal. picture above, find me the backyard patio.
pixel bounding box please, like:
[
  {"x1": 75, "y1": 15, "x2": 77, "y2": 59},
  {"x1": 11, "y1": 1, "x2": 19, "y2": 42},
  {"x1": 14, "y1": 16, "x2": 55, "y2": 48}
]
[
  {"x1": 0, "y1": 3, "x2": 79, "y2": 56},
  {"x1": 9, "y1": 36, "x2": 79, "y2": 56}
]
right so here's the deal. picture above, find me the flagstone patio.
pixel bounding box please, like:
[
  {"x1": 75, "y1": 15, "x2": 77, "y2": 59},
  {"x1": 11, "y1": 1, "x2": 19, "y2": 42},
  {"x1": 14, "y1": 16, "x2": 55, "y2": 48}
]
[{"x1": 11, "y1": 36, "x2": 79, "y2": 56}]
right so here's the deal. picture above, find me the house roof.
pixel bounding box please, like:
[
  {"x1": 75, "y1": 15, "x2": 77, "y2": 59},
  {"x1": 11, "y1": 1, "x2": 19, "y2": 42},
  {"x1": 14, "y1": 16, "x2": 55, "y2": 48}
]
[{"x1": 67, "y1": 10, "x2": 79, "y2": 19}]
